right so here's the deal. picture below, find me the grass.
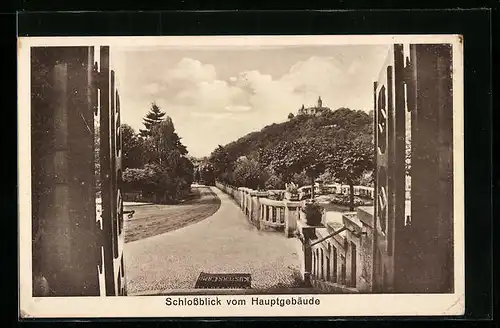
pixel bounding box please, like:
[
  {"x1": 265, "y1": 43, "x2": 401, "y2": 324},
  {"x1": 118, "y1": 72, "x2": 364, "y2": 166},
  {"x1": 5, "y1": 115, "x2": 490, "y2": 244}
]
[{"x1": 123, "y1": 187, "x2": 221, "y2": 243}]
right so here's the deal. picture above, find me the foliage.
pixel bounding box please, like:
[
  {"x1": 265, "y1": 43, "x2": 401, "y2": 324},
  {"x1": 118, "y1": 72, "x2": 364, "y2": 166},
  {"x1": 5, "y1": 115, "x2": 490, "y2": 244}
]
[
  {"x1": 122, "y1": 164, "x2": 163, "y2": 194},
  {"x1": 196, "y1": 161, "x2": 216, "y2": 185},
  {"x1": 146, "y1": 118, "x2": 187, "y2": 166},
  {"x1": 207, "y1": 107, "x2": 374, "y2": 207},
  {"x1": 121, "y1": 124, "x2": 145, "y2": 169},
  {"x1": 328, "y1": 138, "x2": 373, "y2": 185},
  {"x1": 139, "y1": 102, "x2": 166, "y2": 137},
  {"x1": 285, "y1": 182, "x2": 298, "y2": 193},
  {"x1": 209, "y1": 145, "x2": 235, "y2": 184},
  {"x1": 326, "y1": 137, "x2": 373, "y2": 210},
  {"x1": 358, "y1": 170, "x2": 374, "y2": 187},
  {"x1": 302, "y1": 201, "x2": 323, "y2": 226},
  {"x1": 265, "y1": 173, "x2": 285, "y2": 190},
  {"x1": 287, "y1": 113, "x2": 295, "y2": 120},
  {"x1": 120, "y1": 109, "x2": 193, "y2": 203},
  {"x1": 232, "y1": 157, "x2": 269, "y2": 190},
  {"x1": 291, "y1": 172, "x2": 310, "y2": 187}
]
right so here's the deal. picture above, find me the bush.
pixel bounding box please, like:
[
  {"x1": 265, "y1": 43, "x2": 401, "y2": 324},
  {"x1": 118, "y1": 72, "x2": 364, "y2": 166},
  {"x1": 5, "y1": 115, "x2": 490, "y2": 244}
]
[
  {"x1": 292, "y1": 172, "x2": 310, "y2": 188},
  {"x1": 233, "y1": 158, "x2": 268, "y2": 189},
  {"x1": 265, "y1": 174, "x2": 284, "y2": 190},
  {"x1": 122, "y1": 163, "x2": 192, "y2": 204},
  {"x1": 285, "y1": 182, "x2": 299, "y2": 194},
  {"x1": 302, "y1": 201, "x2": 323, "y2": 226}
]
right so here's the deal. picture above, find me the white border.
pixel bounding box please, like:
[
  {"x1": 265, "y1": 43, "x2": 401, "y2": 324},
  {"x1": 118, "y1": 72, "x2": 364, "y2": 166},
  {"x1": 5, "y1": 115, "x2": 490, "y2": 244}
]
[{"x1": 18, "y1": 35, "x2": 464, "y2": 318}]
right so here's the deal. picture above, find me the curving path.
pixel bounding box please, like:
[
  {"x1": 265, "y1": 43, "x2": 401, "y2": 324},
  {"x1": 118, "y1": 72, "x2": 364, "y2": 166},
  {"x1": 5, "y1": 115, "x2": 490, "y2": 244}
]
[{"x1": 124, "y1": 186, "x2": 302, "y2": 295}]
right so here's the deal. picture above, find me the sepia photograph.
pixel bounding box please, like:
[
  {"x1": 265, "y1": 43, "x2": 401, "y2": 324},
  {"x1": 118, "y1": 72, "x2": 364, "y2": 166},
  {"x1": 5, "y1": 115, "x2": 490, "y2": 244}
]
[{"x1": 18, "y1": 35, "x2": 464, "y2": 318}]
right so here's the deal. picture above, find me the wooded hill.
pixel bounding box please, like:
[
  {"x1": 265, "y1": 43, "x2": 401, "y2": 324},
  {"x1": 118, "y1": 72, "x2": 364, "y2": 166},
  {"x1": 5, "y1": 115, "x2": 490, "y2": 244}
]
[
  {"x1": 222, "y1": 108, "x2": 372, "y2": 167},
  {"x1": 207, "y1": 107, "x2": 375, "y2": 194}
]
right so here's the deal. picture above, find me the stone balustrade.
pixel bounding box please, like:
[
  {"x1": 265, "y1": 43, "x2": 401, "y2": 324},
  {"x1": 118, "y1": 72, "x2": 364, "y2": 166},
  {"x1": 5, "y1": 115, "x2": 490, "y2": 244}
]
[
  {"x1": 216, "y1": 182, "x2": 377, "y2": 293},
  {"x1": 258, "y1": 198, "x2": 302, "y2": 235},
  {"x1": 216, "y1": 182, "x2": 302, "y2": 237}
]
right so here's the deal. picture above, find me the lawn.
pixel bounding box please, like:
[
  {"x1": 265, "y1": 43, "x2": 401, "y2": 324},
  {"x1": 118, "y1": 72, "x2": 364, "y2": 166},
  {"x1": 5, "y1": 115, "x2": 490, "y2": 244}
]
[{"x1": 123, "y1": 186, "x2": 221, "y2": 243}]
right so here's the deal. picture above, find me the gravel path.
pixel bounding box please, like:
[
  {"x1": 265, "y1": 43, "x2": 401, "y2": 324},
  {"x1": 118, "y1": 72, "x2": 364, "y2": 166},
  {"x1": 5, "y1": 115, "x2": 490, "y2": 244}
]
[{"x1": 124, "y1": 187, "x2": 302, "y2": 295}]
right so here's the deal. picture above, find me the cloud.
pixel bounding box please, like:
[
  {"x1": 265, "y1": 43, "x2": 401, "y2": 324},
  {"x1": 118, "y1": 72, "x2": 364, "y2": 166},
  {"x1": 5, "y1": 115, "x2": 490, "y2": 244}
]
[
  {"x1": 139, "y1": 55, "x2": 362, "y2": 123},
  {"x1": 143, "y1": 83, "x2": 160, "y2": 94},
  {"x1": 347, "y1": 61, "x2": 361, "y2": 75},
  {"x1": 224, "y1": 105, "x2": 252, "y2": 112},
  {"x1": 190, "y1": 111, "x2": 244, "y2": 120},
  {"x1": 222, "y1": 56, "x2": 352, "y2": 122},
  {"x1": 169, "y1": 57, "x2": 217, "y2": 83},
  {"x1": 121, "y1": 49, "x2": 387, "y2": 157}
]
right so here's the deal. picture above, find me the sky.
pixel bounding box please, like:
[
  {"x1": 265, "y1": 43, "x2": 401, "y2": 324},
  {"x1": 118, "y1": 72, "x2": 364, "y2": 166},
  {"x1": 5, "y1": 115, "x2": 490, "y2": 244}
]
[{"x1": 112, "y1": 44, "x2": 390, "y2": 158}]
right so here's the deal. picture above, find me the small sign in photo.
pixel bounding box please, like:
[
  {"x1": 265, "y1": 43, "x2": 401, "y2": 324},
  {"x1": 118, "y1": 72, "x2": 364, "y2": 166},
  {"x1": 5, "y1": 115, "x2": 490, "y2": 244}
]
[{"x1": 195, "y1": 272, "x2": 252, "y2": 289}]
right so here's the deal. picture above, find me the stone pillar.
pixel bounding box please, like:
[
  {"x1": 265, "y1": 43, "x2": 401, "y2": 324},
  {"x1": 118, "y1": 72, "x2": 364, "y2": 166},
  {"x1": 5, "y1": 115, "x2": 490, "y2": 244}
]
[
  {"x1": 298, "y1": 224, "x2": 316, "y2": 284},
  {"x1": 259, "y1": 204, "x2": 266, "y2": 230},
  {"x1": 284, "y1": 201, "x2": 298, "y2": 238},
  {"x1": 245, "y1": 192, "x2": 249, "y2": 217},
  {"x1": 248, "y1": 190, "x2": 253, "y2": 220},
  {"x1": 303, "y1": 235, "x2": 312, "y2": 283}
]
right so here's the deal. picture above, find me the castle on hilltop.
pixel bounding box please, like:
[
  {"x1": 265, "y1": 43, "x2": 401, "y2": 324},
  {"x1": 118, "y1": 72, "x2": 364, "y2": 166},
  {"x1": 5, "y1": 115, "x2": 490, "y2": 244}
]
[{"x1": 297, "y1": 96, "x2": 331, "y2": 116}]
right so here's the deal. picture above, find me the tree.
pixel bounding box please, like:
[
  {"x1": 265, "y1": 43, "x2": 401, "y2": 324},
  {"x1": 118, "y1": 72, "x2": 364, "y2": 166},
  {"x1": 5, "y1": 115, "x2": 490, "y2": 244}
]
[
  {"x1": 328, "y1": 138, "x2": 374, "y2": 210},
  {"x1": 121, "y1": 124, "x2": 145, "y2": 169},
  {"x1": 139, "y1": 102, "x2": 166, "y2": 137},
  {"x1": 209, "y1": 145, "x2": 233, "y2": 183},
  {"x1": 123, "y1": 114, "x2": 193, "y2": 204},
  {"x1": 288, "y1": 113, "x2": 295, "y2": 120},
  {"x1": 147, "y1": 117, "x2": 187, "y2": 166},
  {"x1": 292, "y1": 171, "x2": 310, "y2": 187},
  {"x1": 269, "y1": 139, "x2": 331, "y2": 199},
  {"x1": 233, "y1": 157, "x2": 269, "y2": 190},
  {"x1": 206, "y1": 107, "x2": 374, "y2": 196},
  {"x1": 194, "y1": 169, "x2": 201, "y2": 181},
  {"x1": 265, "y1": 172, "x2": 285, "y2": 190},
  {"x1": 198, "y1": 162, "x2": 216, "y2": 185}
]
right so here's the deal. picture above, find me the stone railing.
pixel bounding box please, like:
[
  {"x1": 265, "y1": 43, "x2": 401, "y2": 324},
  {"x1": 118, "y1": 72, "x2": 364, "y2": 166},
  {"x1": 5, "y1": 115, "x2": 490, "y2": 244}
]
[
  {"x1": 216, "y1": 182, "x2": 302, "y2": 237},
  {"x1": 258, "y1": 198, "x2": 302, "y2": 236},
  {"x1": 296, "y1": 206, "x2": 375, "y2": 293}
]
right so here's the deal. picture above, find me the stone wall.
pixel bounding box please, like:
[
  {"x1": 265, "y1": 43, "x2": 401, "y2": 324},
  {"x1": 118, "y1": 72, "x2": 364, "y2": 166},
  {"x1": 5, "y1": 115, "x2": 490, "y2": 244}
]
[{"x1": 297, "y1": 206, "x2": 375, "y2": 293}]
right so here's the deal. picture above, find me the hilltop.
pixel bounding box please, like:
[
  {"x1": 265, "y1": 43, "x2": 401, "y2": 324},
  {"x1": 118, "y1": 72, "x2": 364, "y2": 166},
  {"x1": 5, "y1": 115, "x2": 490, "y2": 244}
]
[{"x1": 221, "y1": 107, "x2": 373, "y2": 163}]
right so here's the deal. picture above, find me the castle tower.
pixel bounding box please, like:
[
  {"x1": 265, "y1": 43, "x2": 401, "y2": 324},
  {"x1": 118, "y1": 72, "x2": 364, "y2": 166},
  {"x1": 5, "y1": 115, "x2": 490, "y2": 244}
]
[{"x1": 317, "y1": 96, "x2": 323, "y2": 108}]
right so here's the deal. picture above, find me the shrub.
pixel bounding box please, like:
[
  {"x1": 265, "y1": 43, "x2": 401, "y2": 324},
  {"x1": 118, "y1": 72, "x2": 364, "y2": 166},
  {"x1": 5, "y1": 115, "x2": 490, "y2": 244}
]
[
  {"x1": 285, "y1": 182, "x2": 299, "y2": 194},
  {"x1": 302, "y1": 201, "x2": 323, "y2": 226},
  {"x1": 233, "y1": 158, "x2": 268, "y2": 189},
  {"x1": 265, "y1": 174, "x2": 284, "y2": 190},
  {"x1": 292, "y1": 172, "x2": 309, "y2": 187}
]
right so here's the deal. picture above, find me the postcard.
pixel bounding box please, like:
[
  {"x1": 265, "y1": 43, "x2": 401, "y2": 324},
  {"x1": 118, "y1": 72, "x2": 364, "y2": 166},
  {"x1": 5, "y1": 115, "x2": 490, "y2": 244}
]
[{"x1": 18, "y1": 34, "x2": 464, "y2": 318}]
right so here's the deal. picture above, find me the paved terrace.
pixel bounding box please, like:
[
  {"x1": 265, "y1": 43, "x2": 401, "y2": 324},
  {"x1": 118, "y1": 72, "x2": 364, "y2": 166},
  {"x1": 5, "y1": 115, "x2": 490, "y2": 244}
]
[{"x1": 124, "y1": 187, "x2": 302, "y2": 295}]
